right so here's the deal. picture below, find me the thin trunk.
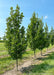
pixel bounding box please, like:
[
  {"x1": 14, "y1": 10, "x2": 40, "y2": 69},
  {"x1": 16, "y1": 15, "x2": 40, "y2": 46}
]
[
  {"x1": 16, "y1": 59, "x2": 18, "y2": 71},
  {"x1": 34, "y1": 50, "x2": 36, "y2": 58},
  {"x1": 47, "y1": 47, "x2": 48, "y2": 51},
  {"x1": 41, "y1": 50, "x2": 42, "y2": 56}
]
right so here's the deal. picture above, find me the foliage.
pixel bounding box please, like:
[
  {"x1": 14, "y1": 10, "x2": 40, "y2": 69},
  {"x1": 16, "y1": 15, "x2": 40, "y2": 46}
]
[
  {"x1": 0, "y1": 37, "x2": 1, "y2": 40},
  {"x1": 49, "y1": 27, "x2": 54, "y2": 45},
  {"x1": 44, "y1": 23, "x2": 50, "y2": 48},
  {"x1": 27, "y1": 12, "x2": 44, "y2": 56},
  {"x1": 36, "y1": 18, "x2": 44, "y2": 55},
  {"x1": 27, "y1": 12, "x2": 39, "y2": 57},
  {"x1": 3, "y1": 35, "x2": 6, "y2": 42},
  {"x1": 5, "y1": 5, "x2": 27, "y2": 70}
]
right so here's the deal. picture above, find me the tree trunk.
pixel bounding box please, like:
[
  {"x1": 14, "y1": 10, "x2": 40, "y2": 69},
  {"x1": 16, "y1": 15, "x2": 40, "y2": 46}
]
[
  {"x1": 34, "y1": 50, "x2": 36, "y2": 58},
  {"x1": 47, "y1": 47, "x2": 48, "y2": 51},
  {"x1": 16, "y1": 59, "x2": 18, "y2": 71},
  {"x1": 41, "y1": 50, "x2": 42, "y2": 56}
]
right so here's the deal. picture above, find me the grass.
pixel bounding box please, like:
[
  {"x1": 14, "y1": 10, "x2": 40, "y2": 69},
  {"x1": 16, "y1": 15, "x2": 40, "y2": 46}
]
[
  {"x1": 0, "y1": 42, "x2": 54, "y2": 74},
  {"x1": 0, "y1": 42, "x2": 15, "y2": 74},
  {"x1": 0, "y1": 43, "x2": 6, "y2": 51},
  {"x1": 0, "y1": 51, "x2": 8, "y2": 56},
  {"x1": 0, "y1": 56, "x2": 15, "y2": 74},
  {"x1": 23, "y1": 52, "x2": 54, "y2": 75}
]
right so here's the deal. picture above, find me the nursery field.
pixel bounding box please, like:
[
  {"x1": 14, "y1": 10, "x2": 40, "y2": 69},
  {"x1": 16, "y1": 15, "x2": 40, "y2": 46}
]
[
  {"x1": 1, "y1": 0, "x2": 54, "y2": 75},
  {"x1": 23, "y1": 50, "x2": 54, "y2": 75},
  {"x1": 0, "y1": 42, "x2": 54, "y2": 75},
  {"x1": 0, "y1": 43, "x2": 15, "y2": 74},
  {"x1": 0, "y1": 42, "x2": 36, "y2": 74}
]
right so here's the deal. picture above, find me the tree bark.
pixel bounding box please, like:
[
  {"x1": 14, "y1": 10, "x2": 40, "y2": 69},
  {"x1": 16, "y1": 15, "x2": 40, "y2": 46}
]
[
  {"x1": 47, "y1": 47, "x2": 48, "y2": 51},
  {"x1": 16, "y1": 59, "x2": 18, "y2": 71},
  {"x1": 41, "y1": 50, "x2": 42, "y2": 56},
  {"x1": 34, "y1": 50, "x2": 36, "y2": 58}
]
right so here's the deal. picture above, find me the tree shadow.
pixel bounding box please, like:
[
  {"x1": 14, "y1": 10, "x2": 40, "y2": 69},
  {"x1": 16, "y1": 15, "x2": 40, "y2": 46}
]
[
  {"x1": 20, "y1": 52, "x2": 54, "y2": 74},
  {"x1": 40, "y1": 52, "x2": 54, "y2": 61},
  {"x1": 0, "y1": 56, "x2": 12, "y2": 61},
  {"x1": 21, "y1": 62, "x2": 54, "y2": 74}
]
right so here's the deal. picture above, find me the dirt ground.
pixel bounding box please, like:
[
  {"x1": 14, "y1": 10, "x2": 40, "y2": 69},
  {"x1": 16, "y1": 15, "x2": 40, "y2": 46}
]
[{"x1": 1, "y1": 48, "x2": 54, "y2": 75}]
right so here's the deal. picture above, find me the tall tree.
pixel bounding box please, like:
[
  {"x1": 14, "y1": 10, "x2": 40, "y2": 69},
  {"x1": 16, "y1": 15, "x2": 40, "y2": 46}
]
[
  {"x1": 27, "y1": 12, "x2": 38, "y2": 58},
  {"x1": 44, "y1": 23, "x2": 50, "y2": 51},
  {"x1": 37, "y1": 18, "x2": 44, "y2": 56},
  {"x1": 5, "y1": 5, "x2": 27, "y2": 71},
  {"x1": 27, "y1": 12, "x2": 44, "y2": 57},
  {"x1": 49, "y1": 27, "x2": 54, "y2": 45}
]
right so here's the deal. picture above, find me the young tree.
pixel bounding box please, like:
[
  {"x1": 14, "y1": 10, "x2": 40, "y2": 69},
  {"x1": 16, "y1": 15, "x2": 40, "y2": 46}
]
[
  {"x1": 27, "y1": 12, "x2": 38, "y2": 58},
  {"x1": 20, "y1": 26, "x2": 27, "y2": 52},
  {"x1": 49, "y1": 27, "x2": 54, "y2": 46},
  {"x1": 44, "y1": 23, "x2": 50, "y2": 51},
  {"x1": 5, "y1": 5, "x2": 27, "y2": 71},
  {"x1": 27, "y1": 12, "x2": 44, "y2": 57},
  {"x1": 37, "y1": 18, "x2": 44, "y2": 56}
]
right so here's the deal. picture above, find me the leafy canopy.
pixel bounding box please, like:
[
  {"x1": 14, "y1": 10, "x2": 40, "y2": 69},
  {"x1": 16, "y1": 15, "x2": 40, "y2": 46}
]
[{"x1": 6, "y1": 5, "x2": 27, "y2": 60}]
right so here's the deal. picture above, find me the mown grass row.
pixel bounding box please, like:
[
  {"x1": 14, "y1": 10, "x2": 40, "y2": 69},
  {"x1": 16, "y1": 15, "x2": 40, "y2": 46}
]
[
  {"x1": 0, "y1": 43, "x2": 6, "y2": 51},
  {"x1": 23, "y1": 51, "x2": 54, "y2": 75},
  {"x1": 0, "y1": 42, "x2": 54, "y2": 74}
]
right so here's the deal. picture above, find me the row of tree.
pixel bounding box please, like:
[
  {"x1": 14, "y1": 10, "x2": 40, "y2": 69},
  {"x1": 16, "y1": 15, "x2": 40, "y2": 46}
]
[
  {"x1": 5, "y1": 5, "x2": 54, "y2": 71},
  {"x1": 27, "y1": 13, "x2": 54, "y2": 57},
  {"x1": 27, "y1": 12, "x2": 54, "y2": 57}
]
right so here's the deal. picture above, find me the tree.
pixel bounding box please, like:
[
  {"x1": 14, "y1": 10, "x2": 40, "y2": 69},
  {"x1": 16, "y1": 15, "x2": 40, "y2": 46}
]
[
  {"x1": 0, "y1": 37, "x2": 1, "y2": 40},
  {"x1": 5, "y1": 5, "x2": 27, "y2": 71},
  {"x1": 27, "y1": 12, "x2": 44, "y2": 57},
  {"x1": 44, "y1": 23, "x2": 50, "y2": 51},
  {"x1": 20, "y1": 26, "x2": 27, "y2": 52},
  {"x1": 36, "y1": 18, "x2": 44, "y2": 56},
  {"x1": 3, "y1": 35, "x2": 6, "y2": 42},
  {"x1": 49, "y1": 27, "x2": 54, "y2": 45},
  {"x1": 27, "y1": 12, "x2": 38, "y2": 58}
]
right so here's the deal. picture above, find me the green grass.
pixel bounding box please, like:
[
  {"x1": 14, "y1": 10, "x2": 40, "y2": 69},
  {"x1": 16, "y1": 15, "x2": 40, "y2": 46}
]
[
  {"x1": 0, "y1": 56, "x2": 15, "y2": 74},
  {"x1": 0, "y1": 43, "x2": 41, "y2": 74},
  {"x1": 0, "y1": 42, "x2": 54, "y2": 74},
  {"x1": 0, "y1": 51, "x2": 8, "y2": 56},
  {"x1": 0, "y1": 43, "x2": 6, "y2": 51},
  {"x1": 0, "y1": 43, "x2": 8, "y2": 56},
  {"x1": 23, "y1": 52, "x2": 54, "y2": 75},
  {"x1": 0, "y1": 42, "x2": 15, "y2": 74}
]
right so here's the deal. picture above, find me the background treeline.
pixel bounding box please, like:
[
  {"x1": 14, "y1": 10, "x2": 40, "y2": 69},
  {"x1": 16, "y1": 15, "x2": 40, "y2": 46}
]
[{"x1": 0, "y1": 5, "x2": 54, "y2": 71}]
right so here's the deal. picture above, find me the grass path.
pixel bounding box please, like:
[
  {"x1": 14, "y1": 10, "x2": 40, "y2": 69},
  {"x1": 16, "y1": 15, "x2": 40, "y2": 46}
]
[{"x1": 1, "y1": 48, "x2": 54, "y2": 75}]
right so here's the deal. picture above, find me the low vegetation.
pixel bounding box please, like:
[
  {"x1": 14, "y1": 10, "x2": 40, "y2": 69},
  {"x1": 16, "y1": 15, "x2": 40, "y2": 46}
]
[
  {"x1": 0, "y1": 42, "x2": 54, "y2": 74},
  {"x1": 23, "y1": 51, "x2": 54, "y2": 75},
  {"x1": 0, "y1": 42, "x2": 15, "y2": 74}
]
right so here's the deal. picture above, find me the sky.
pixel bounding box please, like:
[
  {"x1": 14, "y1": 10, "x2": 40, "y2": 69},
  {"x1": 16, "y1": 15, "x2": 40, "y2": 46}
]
[{"x1": 0, "y1": 0, "x2": 54, "y2": 37}]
